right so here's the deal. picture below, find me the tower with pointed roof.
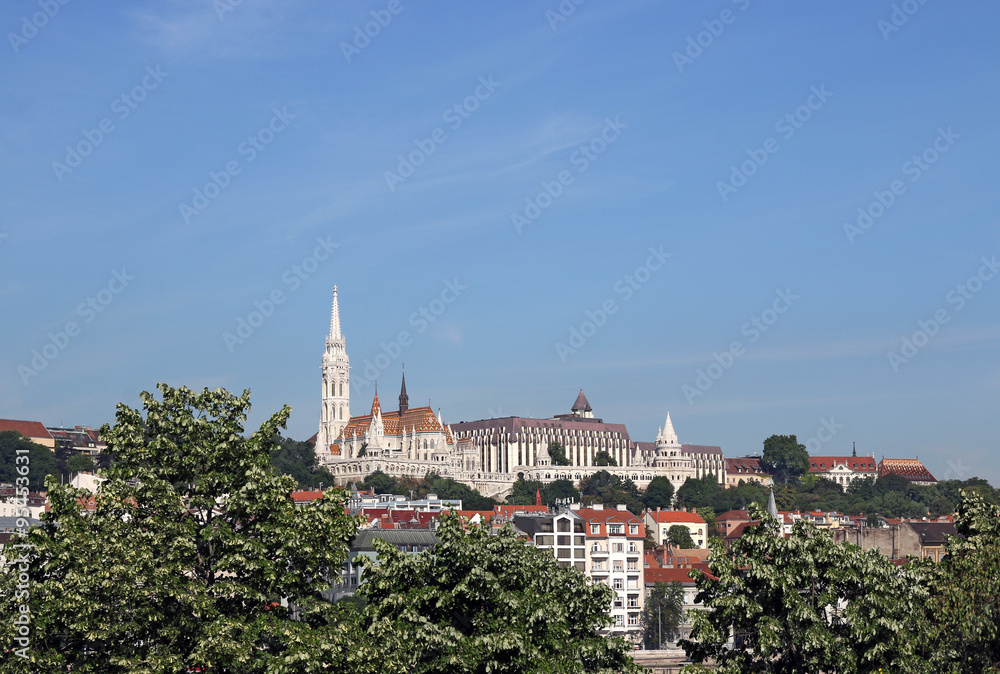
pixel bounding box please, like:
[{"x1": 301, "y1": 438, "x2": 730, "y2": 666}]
[
  {"x1": 317, "y1": 286, "x2": 350, "y2": 458},
  {"x1": 398, "y1": 367, "x2": 409, "y2": 415},
  {"x1": 570, "y1": 389, "x2": 593, "y2": 419}
]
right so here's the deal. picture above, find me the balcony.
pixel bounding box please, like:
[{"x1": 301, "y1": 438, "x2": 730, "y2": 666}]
[{"x1": 590, "y1": 546, "x2": 609, "y2": 557}]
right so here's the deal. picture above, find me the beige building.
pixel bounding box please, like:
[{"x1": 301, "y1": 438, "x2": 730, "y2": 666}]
[
  {"x1": 725, "y1": 456, "x2": 773, "y2": 487},
  {"x1": 0, "y1": 419, "x2": 55, "y2": 449},
  {"x1": 643, "y1": 510, "x2": 708, "y2": 548}
]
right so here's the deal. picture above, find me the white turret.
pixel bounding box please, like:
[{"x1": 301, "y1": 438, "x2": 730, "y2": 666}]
[{"x1": 317, "y1": 286, "x2": 351, "y2": 460}]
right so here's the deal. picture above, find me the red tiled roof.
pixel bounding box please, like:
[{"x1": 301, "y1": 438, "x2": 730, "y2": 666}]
[
  {"x1": 878, "y1": 459, "x2": 937, "y2": 483},
  {"x1": 645, "y1": 568, "x2": 697, "y2": 584},
  {"x1": 291, "y1": 489, "x2": 324, "y2": 503},
  {"x1": 576, "y1": 508, "x2": 643, "y2": 525},
  {"x1": 808, "y1": 456, "x2": 877, "y2": 472},
  {"x1": 0, "y1": 419, "x2": 53, "y2": 440},
  {"x1": 646, "y1": 511, "x2": 706, "y2": 525},
  {"x1": 494, "y1": 504, "x2": 548, "y2": 516},
  {"x1": 726, "y1": 457, "x2": 769, "y2": 474},
  {"x1": 716, "y1": 510, "x2": 750, "y2": 522}
]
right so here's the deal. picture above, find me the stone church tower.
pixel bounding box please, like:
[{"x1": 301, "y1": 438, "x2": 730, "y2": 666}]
[{"x1": 317, "y1": 286, "x2": 350, "y2": 455}]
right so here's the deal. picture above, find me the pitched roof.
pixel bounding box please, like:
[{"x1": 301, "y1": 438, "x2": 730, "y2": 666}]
[
  {"x1": 906, "y1": 522, "x2": 958, "y2": 545},
  {"x1": 0, "y1": 419, "x2": 53, "y2": 440},
  {"x1": 808, "y1": 456, "x2": 877, "y2": 472},
  {"x1": 337, "y1": 404, "x2": 453, "y2": 443},
  {"x1": 726, "y1": 457, "x2": 769, "y2": 474},
  {"x1": 716, "y1": 509, "x2": 750, "y2": 522},
  {"x1": 681, "y1": 444, "x2": 723, "y2": 456},
  {"x1": 571, "y1": 389, "x2": 592, "y2": 412},
  {"x1": 494, "y1": 504, "x2": 548, "y2": 517},
  {"x1": 645, "y1": 568, "x2": 697, "y2": 584},
  {"x1": 646, "y1": 511, "x2": 706, "y2": 525},
  {"x1": 878, "y1": 459, "x2": 937, "y2": 483}
]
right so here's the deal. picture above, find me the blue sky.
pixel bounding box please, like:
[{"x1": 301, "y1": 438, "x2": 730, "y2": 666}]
[{"x1": 2, "y1": 1, "x2": 998, "y2": 486}]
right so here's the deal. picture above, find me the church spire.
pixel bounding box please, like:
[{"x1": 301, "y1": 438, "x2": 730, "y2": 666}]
[
  {"x1": 399, "y1": 366, "x2": 409, "y2": 415},
  {"x1": 659, "y1": 411, "x2": 678, "y2": 445},
  {"x1": 329, "y1": 286, "x2": 342, "y2": 339}
]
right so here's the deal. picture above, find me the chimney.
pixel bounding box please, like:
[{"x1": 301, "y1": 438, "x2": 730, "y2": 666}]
[{"x1": 593, "y1": 504, "x2": 604, "y2": 511}]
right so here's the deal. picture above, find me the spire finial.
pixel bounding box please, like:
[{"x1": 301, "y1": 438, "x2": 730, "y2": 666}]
[{"x1": 329, "y1": 286, "x2": 342, "y2": 339}]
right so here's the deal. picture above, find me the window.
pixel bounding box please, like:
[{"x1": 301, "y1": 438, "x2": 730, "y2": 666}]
[
  {"x1": 628, "y1": 614, "x2": 639, "y2": 626},
  {"x1": 590, "y1": 523, "x2": 600, "y2": 534},
  {"x1": 613, "y1": 598, "x2": 623, "y2": 608},
  {"x1": 613, "y1": 563, "x2": 623, "y2": 573},
  {"x1": 627, "y1": 578, "x2": 638, "y2": 589},
  {"x1": 627, "y1": 596, "x2": 639, "y2": 608},
  {"x1": 613, "y1": 578, "x2": 623, "y2": 590},
  {"x1": 629, "y1": 524, "x2": 638, "y2": 535},
  {"x1": 613, "y1": 542, "x2": 624, "y2": 553},
  {"x1": 628, "y1": 542, "x2": 638, "y2": 553},
  {"x1": 608, "y1": 524, "x2": 623, "y2": 535},
  {"x1": 615, "y1": 615, "x2": 624, "y2": 626},
  {"x1": 627, "y1": 561, "x2": 637, "y2": 571}
]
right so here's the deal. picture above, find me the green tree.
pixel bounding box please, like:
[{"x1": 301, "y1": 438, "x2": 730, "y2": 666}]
[
  {"x1": 0, "y1": 430, "x2": 58, "y2": 492},
  {"x1": 506, "y1": 476, "x2": 543, "y2": 505},
  {"x1": 547, "y1": 441, "x2": 571, "y2": 466},
  {"x1": 666, "y1": 525, "x2": 696, "y2": 549},
  {"x1": 593, "y1": 449, "x2": 617, "y2": 466},
  {"x1": 65, "y1": 452, "x2": 96, "y2": 476},
  {"x1": 760, "y1": 434, "x2": 809, "y2": 485},
  {"x1": 269, "y1": 434, "x2": 336, "y2": 489},
  {"x1": 681, "y1": 504, "x2": 927, "y2": 673},
  {"x1": 580, "y1": 470, "x2": 644, "y2": 515},
  {"x1": 361, "y1": 468, "x2": 400, "y2": 494},
  {"x1": 0, "y1": 384, "x2": 364, "y2": 673},
  {"x1": 428, "y1": 475, "x2": 498, "y2": 510},
  {"x1": 642, "y1": 582, "x2": 684, "y2": 649},
  {"x1": 697, "y1": 507, "x2": 720, "y2": 540},
  {"x1": 641, "y1": 476, "x2": 675, "y2": 510},
  {"x1": 358, "y1": 513, "x2": 643, "y2": 673},
  {"x1": 544, "y1": 478, "x2": 581, "y2": 505},
  {"x1": 916, "y1": 490, "x2": 1000, "y2": 672}
]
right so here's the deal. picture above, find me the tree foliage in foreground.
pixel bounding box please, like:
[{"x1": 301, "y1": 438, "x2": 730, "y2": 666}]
[
  {"x1": 0, "y1": 385, "x2": 365, "y2": 674},
  {"x1": 681, "y1": 503, "x2": 927, "y2": 673},
  {"x1": 359, "y1": 513, "x2": 642, "y2": 674},
  {"x1": 681, "y1": 491, "x2": 1000, "y2": 673},
  {"x1": 641, "y1": 582, "x2": 684, "y2": 650}
]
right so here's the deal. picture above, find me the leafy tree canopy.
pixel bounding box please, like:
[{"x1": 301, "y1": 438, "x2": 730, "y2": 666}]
[
  {"x1": 358, "y1": 513, "x2": 643, "y2": 674},
  {"x1": 269, "y1": 434, "x2": 336, "y2": 489},
  {"x1": 548, "y1": 441, "x2": 571, "y2": 466},
  {"x1": 65, "y1": 452, "x2": 96, "y2": 476},
  {"x1": 642, "y1": 582, "x2": 684, "y2": 649},
  {"x1": 666, "y1": 524, "x2": 696, "y2": 549},
  {"x1": 682, "y1": 503, "x2": 928, "y2": 673},
  {"x1": 0, "y1": 430, "x2": 58, "y2": 492},
  {"x1": 760, "y1": 434, "x2": 809, "y2": 484},
  {"x1": 641, "y1": 476, "x2": 675, "y2": 510},
  {"x1": 0, "y1": 384, "x2": 364, "y2": 674},
  {"x1": 593, "y1": 449, "x2": 617, "y2": 466},
  {"x1": 580, "y1": 470, "x2": 643, "y2": 515}
]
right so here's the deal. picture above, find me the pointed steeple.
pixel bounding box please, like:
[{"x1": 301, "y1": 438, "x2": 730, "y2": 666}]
[
  {"x1": 768, "y1": 486, "x2": 779, "y2": 521},
  {"x1": 329, "y1": 286, "x2": 342, "y2": 339},
  {"x1": 571, "y1": 389, "x2": 592, "y2": 413},
  {"x1": 659, "y1": 411, "x2": 678, "y2": 445},
  {"x1": 398, "y1": 367, "x2": 409, "y2": 415},
  {"x1": 370, "y1": 388, "x2": 381, "y2": 416},
  {"x1": 852, "y1": 442, "x2": 857, "y2": 457}
]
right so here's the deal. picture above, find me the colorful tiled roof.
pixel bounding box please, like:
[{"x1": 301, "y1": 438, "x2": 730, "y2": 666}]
[
  {"x1": 878, "y1": 459, "x2": 937, "y2": 483},
  {"x1": 646, "y1": 511, "x2": 706, "y2": 525}
]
